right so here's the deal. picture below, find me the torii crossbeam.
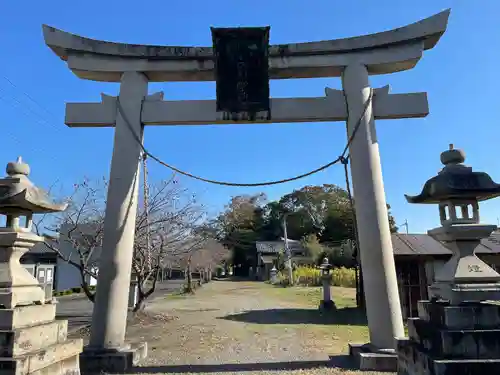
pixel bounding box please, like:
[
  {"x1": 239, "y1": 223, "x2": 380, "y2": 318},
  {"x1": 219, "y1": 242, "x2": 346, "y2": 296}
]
[
  {"x1": 43, "y1": 9, "x2": 450, "y2": 372},
  {"x1": 65, "y1": 86, "x2": 428, "y2": 127}
]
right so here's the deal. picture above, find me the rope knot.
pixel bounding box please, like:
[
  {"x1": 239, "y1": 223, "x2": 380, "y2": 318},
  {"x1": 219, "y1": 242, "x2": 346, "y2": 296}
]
[{"x1": 339, "y1": 156, "x2": 349, "y2": 165}]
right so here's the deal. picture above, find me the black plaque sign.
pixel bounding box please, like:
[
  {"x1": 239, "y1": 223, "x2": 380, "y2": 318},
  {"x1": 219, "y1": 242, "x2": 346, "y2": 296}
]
[{"x1": 211, "y1": 27, "x2": 270, "y2": 115}]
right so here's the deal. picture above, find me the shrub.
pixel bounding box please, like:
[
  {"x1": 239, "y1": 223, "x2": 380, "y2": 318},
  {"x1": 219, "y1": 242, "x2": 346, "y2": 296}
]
[
  {"x1": 273, "y1": 266, "x2": 356, "y2": 288},
  {"x1": 71, "y1": 287, "x2": 82, "y2": 293},
  {"x1": 63, "y1": 290, "x2": 73, "y2": 295},
  {"x1": 331, "y1": 267, "x2": 356, "y2": 288}
]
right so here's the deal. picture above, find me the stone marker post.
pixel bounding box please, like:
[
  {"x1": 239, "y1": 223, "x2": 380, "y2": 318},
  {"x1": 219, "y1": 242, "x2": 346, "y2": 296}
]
[
  {"x1": 0, "y1": 157, "x2": 82, "y2": 375},
  {"x1": 397, "y1": 145, "x2": 500, "y2": 374}
]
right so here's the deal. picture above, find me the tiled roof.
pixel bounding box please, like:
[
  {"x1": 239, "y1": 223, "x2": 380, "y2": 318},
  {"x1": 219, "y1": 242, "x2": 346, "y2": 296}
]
[
  {"x1": 256, "y1": 241, "x2": 306, "y2": 254},
  {"x1": 392, "y1": 233, "x2": 500, "y2": 256},
  {"x1": 29, "y1": 240, "x2": 57, "y2": 254}
]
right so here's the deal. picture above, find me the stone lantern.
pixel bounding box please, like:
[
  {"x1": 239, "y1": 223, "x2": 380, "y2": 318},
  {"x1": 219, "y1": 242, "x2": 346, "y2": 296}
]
[
  {"x1": 270, "y1": 265, "x2": 278, "y2": 284},
  {"x1": 0, "y1": 157, "x2": 82, "y2": 375},
  {"x1": 319, "y1": 257, "x2": 335, "y2": 310},
  {"x1": 404, "y1": 144, "x2": 500, "y2": 303},
  {"x1": 397, "y1": 145, "x2": 500, "y2": 375},
  {"x1": 0, "y1": 156, "x2": 68, "y2": 308}
]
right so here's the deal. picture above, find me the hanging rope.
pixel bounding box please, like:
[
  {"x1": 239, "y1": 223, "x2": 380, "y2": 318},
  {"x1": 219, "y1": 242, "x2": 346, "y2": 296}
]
[
  {"x1": 118, "y1": 87, "x2": 372, "y2": 304},
  {"x1": 116, "y1": 88, "x2": 373, "y2": 187},
  {"x1": 142, "y1": 153, "x2": 152, "y2": 272},
  {"x1": 341, "y1": 155, "x2": 364, "y2": 307}
]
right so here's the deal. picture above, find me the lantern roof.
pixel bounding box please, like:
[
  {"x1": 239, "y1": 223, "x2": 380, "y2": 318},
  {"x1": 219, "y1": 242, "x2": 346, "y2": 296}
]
[
  {"x1": 405, "y1": 145, "x2": 500, "y2": 204},
  {"x1": 0, "y1": 157, "x2": 68, "y2": 214}
]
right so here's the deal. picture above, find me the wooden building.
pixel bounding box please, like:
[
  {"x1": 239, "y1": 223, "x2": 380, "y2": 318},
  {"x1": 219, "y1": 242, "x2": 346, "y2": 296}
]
[
  {"x1": 392, "y1": 232, "x2": 500, "y2": 318},
  {"x1": 255, "y1": 238, "x2": 314, "y2": 280},
  {"x1": 256, "y1": 233, "x2": 500, "y2": 319}
]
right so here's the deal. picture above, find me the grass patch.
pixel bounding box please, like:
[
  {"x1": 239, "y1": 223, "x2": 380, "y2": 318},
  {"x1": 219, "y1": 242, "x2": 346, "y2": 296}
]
[
  {"x1": 164, "y1": 292, "x2": 188, "y2": 300},
  {"x1": 264, "y1": 285, "x2": 357, "y2": 307},
  {"x1": 222, "y1": 285, "x2": 370, "y2": 353}
]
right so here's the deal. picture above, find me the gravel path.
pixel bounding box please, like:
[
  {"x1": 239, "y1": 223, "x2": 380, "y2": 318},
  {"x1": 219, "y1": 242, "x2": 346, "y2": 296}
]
[{"x1": 120, "y1": 280, "x2": 389, "y2": 375}]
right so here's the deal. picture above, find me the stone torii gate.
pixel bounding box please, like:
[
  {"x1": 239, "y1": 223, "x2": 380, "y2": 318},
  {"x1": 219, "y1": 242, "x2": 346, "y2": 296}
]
[{"x1": 43, "y1": 9, "x2": 449, "y2": 371}]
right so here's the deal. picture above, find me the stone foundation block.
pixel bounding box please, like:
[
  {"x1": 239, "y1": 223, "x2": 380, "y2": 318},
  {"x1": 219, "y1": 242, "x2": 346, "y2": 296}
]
[
  {"x1": 0, "y1": 305, "x2": 56, "y2": 331},
  {"x1": 0, "y1": 338, "x2": 82, "y2": 375},
  {"x1": 28, "y1": 354, "x2": 80, "y2": 375},
  {"x1": 80, "y1": 342, "x2": 147, "y2": 374},
  {"x1": 348, "y1": 343, "x2": 397, "y2": 372},
  {"x1": 407, "y1": 317, "x2": 500, "y2": 359},
  {"x1": 397, "y1": 338, "x2": 500, "y2": 375},
  {"x1": 418, "y1": 300, "x2": 500, "y2": 330},
  {"x1": 0, "y1": 320, "x2": 68, "y2": 357}
]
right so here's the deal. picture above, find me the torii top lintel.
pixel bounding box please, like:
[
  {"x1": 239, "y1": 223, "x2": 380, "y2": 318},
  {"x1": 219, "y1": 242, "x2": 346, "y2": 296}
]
[{"x1": 42, "y1": 10, "x2": 450, "y2": 83}]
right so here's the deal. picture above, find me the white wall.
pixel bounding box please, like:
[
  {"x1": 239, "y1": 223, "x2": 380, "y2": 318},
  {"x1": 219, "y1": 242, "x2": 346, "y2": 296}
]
[
  {"x1": 55, "y1": 256, "x2": 82, "y2": 292},
  {"x1": 55, "y1": 224, "x2": 101, "y2": 292}
]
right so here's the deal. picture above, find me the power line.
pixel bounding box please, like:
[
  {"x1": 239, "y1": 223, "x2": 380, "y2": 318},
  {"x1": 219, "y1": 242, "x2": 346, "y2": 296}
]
[
  {"x1": 116, "y1": 88, "x2": 373, "y2": 187},
  {"x1": 0, "y1": 75, "x2": 76, "y2": 164},
  {"x1": 1, "y1": 75, "x2": 61, "y2": 124}
]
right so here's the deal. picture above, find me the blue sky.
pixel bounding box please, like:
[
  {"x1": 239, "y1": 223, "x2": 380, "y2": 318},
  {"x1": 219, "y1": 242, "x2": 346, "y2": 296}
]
[{"x1": 1, "y1": 0, "x2": 499, "y2": 233}]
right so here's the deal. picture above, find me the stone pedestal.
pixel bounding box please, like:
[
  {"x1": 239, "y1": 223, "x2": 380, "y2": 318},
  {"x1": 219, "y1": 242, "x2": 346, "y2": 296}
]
[
  {"x1": 0, "y1": 230, "x2": 82, "y2": 375},
  {"x1": 79, "y1": 342, "x2": 147, "y2": 374},
  {"x1": 0, "y1": 303, "x2": 82, "y2": 375},
  {"x1": 397, "y1": 300, "x2": 500, "y2": 374}
]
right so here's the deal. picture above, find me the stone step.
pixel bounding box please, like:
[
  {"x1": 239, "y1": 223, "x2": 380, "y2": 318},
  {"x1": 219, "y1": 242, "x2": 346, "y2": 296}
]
[
  {"x1": 0, "y1": 338, "x2": 82, "y2": 375},
  {"x1": 348, "y1": 343, "x2": 397, "y2": 372},
  {"x1": 398, "y1": 338, "x2": 500, "y2": 375},
  {"x1": 417, "y1": 300, "x2": 500, "y2": 330},
  {"x1": 0, "y1": 304, "x2": 56, "y2": 331},
  {"x1": 0, "y1": 320, "x2": 68, "y2": 357},
  {"x1": 26, "y1": 354, "x2": 79, "y2": 375}
]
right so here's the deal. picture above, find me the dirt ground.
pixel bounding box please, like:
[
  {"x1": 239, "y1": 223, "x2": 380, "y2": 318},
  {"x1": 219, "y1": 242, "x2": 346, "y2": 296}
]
[{"x1": 74, "y1": 280, "x2": 393, "y2": 375}]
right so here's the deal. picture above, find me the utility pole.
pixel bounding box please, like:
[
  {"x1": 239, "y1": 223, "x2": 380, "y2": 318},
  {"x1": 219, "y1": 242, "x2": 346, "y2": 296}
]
[
  {"x1": 282, "y1": 213, "x2": 294, "y2": 285},
  {"x1": 400, "y1": 219, "x2": 409, "y2": 234}
]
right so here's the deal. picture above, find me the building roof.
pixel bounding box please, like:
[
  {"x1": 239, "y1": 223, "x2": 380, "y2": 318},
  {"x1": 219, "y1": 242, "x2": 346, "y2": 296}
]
[
  {"x1": 29, "y1": 240, "x2": 57, "y2": 254},
  {"x1": 256, "y1": 240, "x2": 306, "y2": 254},
  {"x1": 259, "y1": 232, "x2": 500, "y2": 258},
  {"x1": 392, "y1": 233, "x2": 500, "y2": 256}
]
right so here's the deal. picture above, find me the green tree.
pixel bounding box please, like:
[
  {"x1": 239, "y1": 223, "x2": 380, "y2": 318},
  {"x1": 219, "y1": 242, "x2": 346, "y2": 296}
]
[
  {"x1": 300, "y1": 233, "x2": 324, "y2": 263},
  {"x1": 214, "y1": 185, "x2": 399, "y2": 274},
  {"x1": 214, "y1": 194, "x2": 267, "y2": 275}
]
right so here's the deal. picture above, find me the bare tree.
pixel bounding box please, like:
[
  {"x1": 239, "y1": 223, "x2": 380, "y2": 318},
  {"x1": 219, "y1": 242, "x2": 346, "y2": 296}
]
[
  {"x1": 34, "y1": 178, "x2": 105, "y2": 302},
  {"x1": 132, "y1": 179, "x2": 205, "y2": 310},
  {"x1": 34, "y1": 175, "x2": 205, "y2": 312},
  {"x1": 191, "y1": 238, "x2": 230, "y2": 283}
]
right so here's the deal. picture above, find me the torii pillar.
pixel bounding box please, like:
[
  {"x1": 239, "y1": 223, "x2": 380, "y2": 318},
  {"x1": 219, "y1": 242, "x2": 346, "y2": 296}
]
[
  {"x1": 43, "y1": 9, "x2": 449, "y2": 372},
  {"x1": 342, "y1": 64, "x2": 404, "y2": 355}
]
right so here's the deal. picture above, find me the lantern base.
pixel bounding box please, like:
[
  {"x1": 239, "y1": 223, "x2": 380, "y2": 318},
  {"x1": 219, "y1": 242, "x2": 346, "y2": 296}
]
[
  {"x1": 319, "y1": 299, "x2": 336, "y2": 311},
  {"x1": 0, "y1": 231, "x2": 46, "y2": 308}
]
